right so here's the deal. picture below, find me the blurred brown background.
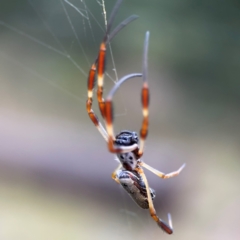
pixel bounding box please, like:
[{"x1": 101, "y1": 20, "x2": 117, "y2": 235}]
[{"x1": 0, "y1": 0, "x2": 240, "y2": 239}]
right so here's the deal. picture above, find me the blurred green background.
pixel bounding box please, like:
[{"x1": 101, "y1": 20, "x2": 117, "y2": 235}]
[{"x1": 0, "y1": 0, "x2": 240, "y2": 239}]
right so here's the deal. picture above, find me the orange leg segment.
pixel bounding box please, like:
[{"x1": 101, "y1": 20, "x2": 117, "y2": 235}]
[
  {"x1": 86, "y1": 63, "x2": 108, "y2": 142},
  {"x1": 97, "y1": 42, "x2": 107, "y2": 119},
  {"x1": 138, "y1": 82, "x2": 150, "y2": 156}
]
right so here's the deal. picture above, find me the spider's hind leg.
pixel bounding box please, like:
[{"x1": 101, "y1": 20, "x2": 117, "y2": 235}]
[
  {"x1": 137, "y1": 167, "x2": 173, "y2": 234},
  {"x1": 158, "y1": 213, "x2": 173, "y2": 234},
  {"x1": 111, "y1": 163, "x2": 122, "y2": 184}
]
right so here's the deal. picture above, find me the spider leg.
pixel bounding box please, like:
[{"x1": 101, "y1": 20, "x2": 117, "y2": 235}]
[
  {"x1": 111, "y1": 164, "x2": 122, "y2": 184},
  {"x1": 136, "y1": 167, "x2": 173, "y2": 234},
  {"x1": 105, "y1": 73, "x2": 142, "y2": 153},
  {"x1": 96, "y1": 41, "x2": 106, "y2": 118},
  {"x1": 138, "y1": 31, "x2": 150, "y2": 157},
  {"x1": 140, "y1": 162, "x2": 186, "y2": 179},
  {"x1": 86, "y1": 63, "x2": 108, "y2": 142},
  {"x1": 86, "y1": 0, "x2": 138, "y2": 141},
  {"x1": 96, "y1": 1, "x2": 117, "y2": 119},
  {"x1": 96, "y1": 0, "x2": 138, "y2": 119}
]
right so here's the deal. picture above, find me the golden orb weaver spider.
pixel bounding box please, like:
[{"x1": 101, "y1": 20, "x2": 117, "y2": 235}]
[{"x1": 86, "y1": 0, "x2": 185, "y2": 234}]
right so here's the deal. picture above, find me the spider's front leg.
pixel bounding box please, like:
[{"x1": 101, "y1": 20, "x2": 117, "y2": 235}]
[
  {"x1": 86, "y1": 0, "x2": 139, "y2": 142},
  {"x1": 86, "y1": 63, "x2": 108, "y2": 142},
  {"x1": 138, "y1": 31, "x2": 150, "y2": 157},
  {"x1": 96, "y1": 42, "x2": 106, "y2": 119},
  {"x1": 104, "y1": 74, "x2": 142, "y2": 154}
]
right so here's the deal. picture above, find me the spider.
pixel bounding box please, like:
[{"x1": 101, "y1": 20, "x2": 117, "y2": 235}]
[{"x1": 86, "y1": 0, "x2": 185, "y2": 234}]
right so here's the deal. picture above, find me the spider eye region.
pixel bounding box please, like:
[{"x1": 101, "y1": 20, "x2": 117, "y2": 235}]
[{"x1": 115, "y1": 130, "x2": 139, "y2": 146}]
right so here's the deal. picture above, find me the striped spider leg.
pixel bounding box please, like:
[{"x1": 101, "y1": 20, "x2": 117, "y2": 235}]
[{"x1": 86, "y1": 0, "x2": 139, "y2": 143}]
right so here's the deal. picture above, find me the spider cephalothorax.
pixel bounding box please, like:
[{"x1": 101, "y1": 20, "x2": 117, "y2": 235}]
[
  {"x1": 86, "y1": 0, "x2": 185, "y2": 234},
  {"x1": 115, "y1": 131, "x2": 139, "y2": 170}
]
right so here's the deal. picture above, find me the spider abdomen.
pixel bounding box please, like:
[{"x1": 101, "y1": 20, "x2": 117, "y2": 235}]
[{"x1": 117, "y1": 170, "x2": 156, "y2": 209}]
